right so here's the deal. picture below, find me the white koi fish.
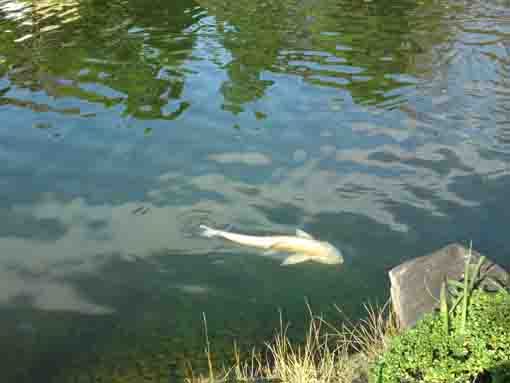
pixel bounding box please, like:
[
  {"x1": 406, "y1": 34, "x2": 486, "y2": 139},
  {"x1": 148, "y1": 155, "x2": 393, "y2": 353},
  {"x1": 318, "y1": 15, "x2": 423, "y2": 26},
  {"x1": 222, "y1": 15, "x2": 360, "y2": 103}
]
[{"x1": 200, "y1": 225, "x2": 344, "y2": 266}]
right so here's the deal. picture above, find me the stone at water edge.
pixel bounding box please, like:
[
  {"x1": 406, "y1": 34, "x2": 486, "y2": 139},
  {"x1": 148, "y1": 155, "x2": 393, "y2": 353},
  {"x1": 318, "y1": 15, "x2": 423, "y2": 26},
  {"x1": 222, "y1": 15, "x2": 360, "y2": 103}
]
[{"x1": 389, "y1": 243, "x2": 509, "y2": 329}]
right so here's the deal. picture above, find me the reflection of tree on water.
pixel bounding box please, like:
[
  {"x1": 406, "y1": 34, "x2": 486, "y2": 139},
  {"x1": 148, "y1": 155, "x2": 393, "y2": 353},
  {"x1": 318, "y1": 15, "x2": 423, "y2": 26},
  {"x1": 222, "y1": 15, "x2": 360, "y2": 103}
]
[
  {"x1": 199, "y1": 0, "x2": 450, "y2": 113},
  {"x1": 0, "y1": 0, "x2": 200, "y2": 120},
  {"x1": 203, "y1": 0, "x2": 304, "y2": 115},
  {"x1": 201, "y1": 0, "x2": 307, "y2": 114},
  {"x1": 395, "y1": 0, "x2": 510, "y2": 152},
  {"x1": 494, "y1": 40, "x2": 510, "y2": 148},
  {"x1": 220, "y1": 61, "x2": 274, "y2": 115}
]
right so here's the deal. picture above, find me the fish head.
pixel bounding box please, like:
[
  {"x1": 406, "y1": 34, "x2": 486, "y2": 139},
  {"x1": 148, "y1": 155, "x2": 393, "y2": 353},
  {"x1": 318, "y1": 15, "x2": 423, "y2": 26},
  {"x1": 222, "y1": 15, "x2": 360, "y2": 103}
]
[{"x1": 319, "y1": 241, "x2": 344, "y2": 264}]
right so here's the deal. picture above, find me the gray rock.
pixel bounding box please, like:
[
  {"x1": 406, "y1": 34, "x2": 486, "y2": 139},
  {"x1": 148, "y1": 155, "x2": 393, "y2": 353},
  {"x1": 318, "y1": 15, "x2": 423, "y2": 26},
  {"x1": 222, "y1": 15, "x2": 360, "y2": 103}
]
[{"x1": 389, "y1": 243, "x2": 509, "y2": 329}]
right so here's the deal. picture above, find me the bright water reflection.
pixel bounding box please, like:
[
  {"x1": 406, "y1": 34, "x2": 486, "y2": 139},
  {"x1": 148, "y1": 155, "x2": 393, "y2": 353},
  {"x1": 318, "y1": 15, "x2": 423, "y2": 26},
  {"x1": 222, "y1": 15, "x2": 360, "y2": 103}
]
[{"x1": 0, "y1": 0, "x2": 510, "y2": 381}]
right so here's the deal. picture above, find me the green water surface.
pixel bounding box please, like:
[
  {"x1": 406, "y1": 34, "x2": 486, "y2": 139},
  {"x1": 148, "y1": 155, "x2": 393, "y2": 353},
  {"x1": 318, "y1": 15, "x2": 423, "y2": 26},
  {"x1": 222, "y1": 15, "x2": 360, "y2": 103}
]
[{"x1": 0, "y1": 0, "x2": 509, "y2": 381}]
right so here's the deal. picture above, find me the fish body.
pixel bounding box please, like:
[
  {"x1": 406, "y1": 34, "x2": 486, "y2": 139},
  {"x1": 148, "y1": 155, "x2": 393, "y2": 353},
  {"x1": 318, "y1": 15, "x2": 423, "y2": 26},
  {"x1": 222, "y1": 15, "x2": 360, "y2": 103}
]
[{"x1": 200, "y1": 225, "x2": 343, "y2": 266}]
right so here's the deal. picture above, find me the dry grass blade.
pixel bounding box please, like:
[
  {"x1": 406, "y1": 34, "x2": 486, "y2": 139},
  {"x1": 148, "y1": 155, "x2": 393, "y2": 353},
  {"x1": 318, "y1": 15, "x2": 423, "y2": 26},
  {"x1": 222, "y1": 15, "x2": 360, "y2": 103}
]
[
  {"x1": 186, "y1": 302, "x2": 399, "y2": 383},
  {"x1": 330, "y1": 300, "x2": 399, "y2": 361}
]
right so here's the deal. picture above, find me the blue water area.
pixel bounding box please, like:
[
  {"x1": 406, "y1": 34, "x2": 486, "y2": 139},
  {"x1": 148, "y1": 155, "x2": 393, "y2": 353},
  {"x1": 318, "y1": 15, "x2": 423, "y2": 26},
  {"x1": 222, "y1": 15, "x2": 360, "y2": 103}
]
[{"x1": 0, "y1": 0, "x2": 509, "y2": 381}]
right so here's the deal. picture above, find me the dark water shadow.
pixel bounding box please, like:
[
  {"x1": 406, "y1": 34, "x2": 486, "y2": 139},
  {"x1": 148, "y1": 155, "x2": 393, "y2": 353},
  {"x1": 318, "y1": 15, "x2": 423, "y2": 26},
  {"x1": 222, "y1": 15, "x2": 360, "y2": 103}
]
[{"x1": 0, "y1": 245, "x2": 371, "y2": 383}]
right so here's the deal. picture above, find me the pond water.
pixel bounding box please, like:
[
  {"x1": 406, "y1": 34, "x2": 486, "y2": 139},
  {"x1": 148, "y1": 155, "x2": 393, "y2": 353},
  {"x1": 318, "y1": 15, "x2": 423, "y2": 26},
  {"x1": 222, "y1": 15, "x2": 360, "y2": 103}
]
[{"x1": 1, "y1": 0, "x2": 509, "y2": 381}]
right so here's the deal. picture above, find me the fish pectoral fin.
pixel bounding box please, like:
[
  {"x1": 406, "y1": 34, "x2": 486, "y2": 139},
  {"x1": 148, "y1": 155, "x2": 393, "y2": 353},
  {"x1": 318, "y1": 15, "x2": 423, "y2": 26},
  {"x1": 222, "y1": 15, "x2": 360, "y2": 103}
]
[
  {"x1": 281, "y1": 253, "x2": 313, "y2": 266},
  {"x1": 264, "y1": 243, "x2": 289, "y2": 257},
  {"x1": 295, "y1": 229, "x2": 314, "y2": 239},
  {"x1": 263, "y1": 248, "x2": 281, "y2": 257}
]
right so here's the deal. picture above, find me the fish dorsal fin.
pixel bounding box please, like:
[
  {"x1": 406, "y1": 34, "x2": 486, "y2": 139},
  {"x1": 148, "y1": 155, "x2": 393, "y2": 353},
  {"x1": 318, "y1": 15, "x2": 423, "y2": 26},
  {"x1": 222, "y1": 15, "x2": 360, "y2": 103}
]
[{"x1": 296, "y1": 229, "x2": 314, "y2": 239}]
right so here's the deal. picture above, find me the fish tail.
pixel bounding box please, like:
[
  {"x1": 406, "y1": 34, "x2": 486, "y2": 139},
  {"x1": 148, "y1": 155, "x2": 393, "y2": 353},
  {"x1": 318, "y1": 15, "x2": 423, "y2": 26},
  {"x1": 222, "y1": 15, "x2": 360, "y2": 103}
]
[{"x1": 200, "y1": 224, "x2": 220, "y2": 238}]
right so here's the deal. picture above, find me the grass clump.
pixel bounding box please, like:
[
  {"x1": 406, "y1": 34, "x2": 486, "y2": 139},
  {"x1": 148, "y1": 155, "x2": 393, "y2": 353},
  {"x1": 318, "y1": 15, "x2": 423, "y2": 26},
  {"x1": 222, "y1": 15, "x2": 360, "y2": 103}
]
[{"x1": 185, "y1": 303, "x2": 399, "y2": 383}]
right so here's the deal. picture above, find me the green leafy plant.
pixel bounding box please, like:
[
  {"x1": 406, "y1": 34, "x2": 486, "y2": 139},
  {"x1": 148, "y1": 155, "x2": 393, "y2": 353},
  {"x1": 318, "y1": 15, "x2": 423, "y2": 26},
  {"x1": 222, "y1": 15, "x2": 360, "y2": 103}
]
[
  {"x1": 372, "y1": 250, "x2": 510, "y2": 383},
  {"x1": 446, "y1": 249, "x2": 487, "y2": 336}
]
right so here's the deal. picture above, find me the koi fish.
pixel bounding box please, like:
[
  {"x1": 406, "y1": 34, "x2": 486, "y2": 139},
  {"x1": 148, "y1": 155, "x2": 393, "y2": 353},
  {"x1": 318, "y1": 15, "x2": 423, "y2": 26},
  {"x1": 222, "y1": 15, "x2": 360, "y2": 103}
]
[{"x1": 200, "y1": 225, "x2": 343, "y2": 266}]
